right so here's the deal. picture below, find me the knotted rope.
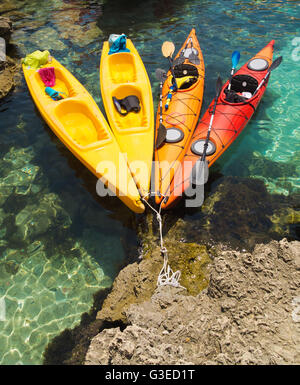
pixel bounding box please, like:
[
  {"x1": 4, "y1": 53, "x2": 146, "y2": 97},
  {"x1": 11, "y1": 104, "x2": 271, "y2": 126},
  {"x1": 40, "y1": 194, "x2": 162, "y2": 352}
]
[{"x1": 141, "y1": 194, "x2": 185, "y2": 289}]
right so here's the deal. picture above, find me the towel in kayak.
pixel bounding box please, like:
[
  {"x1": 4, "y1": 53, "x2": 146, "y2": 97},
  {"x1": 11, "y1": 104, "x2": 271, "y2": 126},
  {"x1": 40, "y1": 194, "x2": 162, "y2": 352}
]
[
  {"x1": 108, "y1": 34, "x2": 130, "y2": 55},
  {"x1": 22, "y1": 50, "x2": 50, "y2": 69},
  {"x1": 38, "y1": 67, "x2": 55, "y2": 87},
  {"x1": 45, "y1": 87, "x2": 65, "y2": 101}
]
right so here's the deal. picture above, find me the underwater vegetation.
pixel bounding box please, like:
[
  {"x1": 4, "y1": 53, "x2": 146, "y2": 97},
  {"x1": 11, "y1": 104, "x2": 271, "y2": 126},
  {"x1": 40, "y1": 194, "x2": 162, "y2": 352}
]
[{"x1": 0, "y1": 0, "x2": 299, "y2": 365}]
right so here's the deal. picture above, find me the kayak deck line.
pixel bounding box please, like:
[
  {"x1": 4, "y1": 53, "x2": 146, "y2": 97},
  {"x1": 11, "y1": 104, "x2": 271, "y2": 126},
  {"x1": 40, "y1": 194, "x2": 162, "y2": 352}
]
[
  {"x1": 163, "y1": 40, "x2": 275, "y2": 209},
  {"x1": 154, "y1": 28, "x2": 205, "y2": 207}
]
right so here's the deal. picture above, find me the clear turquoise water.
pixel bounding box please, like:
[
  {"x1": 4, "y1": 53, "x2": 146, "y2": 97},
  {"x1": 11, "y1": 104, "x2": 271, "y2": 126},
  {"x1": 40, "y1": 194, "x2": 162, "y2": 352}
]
[{"x1": 0, "y1": 0, "x2": 299, "y2": 364}]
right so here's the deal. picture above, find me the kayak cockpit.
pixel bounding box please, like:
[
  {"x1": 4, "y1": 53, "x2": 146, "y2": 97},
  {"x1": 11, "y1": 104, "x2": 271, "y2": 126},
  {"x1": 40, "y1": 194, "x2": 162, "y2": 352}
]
[
  {"x1": 53, "y1": 100, "x2": 110, "y2": 148},
  {"x1": 223, "y1": 74, "x2": 258, "y2": 104},
  {"x1": 173, "y1": 63, "x2": 199, "y2": 90},
  {"x1": 30, "y1": 65, "x2": 111, "y2": 149}
]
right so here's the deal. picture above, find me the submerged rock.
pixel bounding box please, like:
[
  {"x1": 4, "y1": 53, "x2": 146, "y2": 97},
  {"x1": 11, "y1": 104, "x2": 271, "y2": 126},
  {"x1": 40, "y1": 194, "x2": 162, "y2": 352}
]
[
  {"x1": 14, "y1": 193, "x2": 72, "y2": 242},
  {"x1": 29, "y1": 27, "x2": 67, "y2": 51},
  {"x1": 0, "y1": 17, "x2": 19, "y2": 101},
  {"x1": 0, "y1": 1, "x2": 24, "y2": 16},
  {"x1": 0, "y1": 16, "x2": 13, "y2": 43},
  {"x1": 270, "y1": 207, "x2": 300, "y2": 237},
  {"x1": 0, "y1": 56, "x2": 18, "y2": 101},
  {"x1": 85, "y1": 239, "x2": 300, "y2": 365},
  {"x1": 3, "y1": 146, "x2": 35, "y2": 169},
  {"x1": 0, "y1": 186, "x2": 14, "y2": 207},
  {"x1": 55, "y1": 21, "x2": 103, "y2": 47},
  {"x1": 173, "y1": 176, "x2": 299, "y2": 250},
  {"x1": 0, "y1": 146, "x2": 39, "y2": 207}
]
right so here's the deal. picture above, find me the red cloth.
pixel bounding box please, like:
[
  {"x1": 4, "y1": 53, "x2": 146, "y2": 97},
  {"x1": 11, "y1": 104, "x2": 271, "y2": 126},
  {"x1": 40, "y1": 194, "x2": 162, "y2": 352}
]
[{"x1": 38, "y1": 67, "x2": 56, "y2": 87}]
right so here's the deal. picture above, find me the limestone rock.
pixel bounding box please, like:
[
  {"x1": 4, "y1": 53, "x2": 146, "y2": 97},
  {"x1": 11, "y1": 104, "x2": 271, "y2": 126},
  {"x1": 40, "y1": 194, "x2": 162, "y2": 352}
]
[
  {"x1": 86, "y1": 240, "x2": 300, "y2": 365},
  {"x1": 0, "y1": 17, "x2": 13, "y2": 42}
]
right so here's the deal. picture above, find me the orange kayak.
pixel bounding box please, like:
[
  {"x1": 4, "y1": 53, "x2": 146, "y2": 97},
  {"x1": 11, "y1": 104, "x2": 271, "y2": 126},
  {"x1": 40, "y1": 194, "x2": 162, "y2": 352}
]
[
  {"x1": 154, "y1": 28, "x2": 205, "y2": 205},
  {"x1": 162, "y1": 40, "x2": 275, "y2": 209}
]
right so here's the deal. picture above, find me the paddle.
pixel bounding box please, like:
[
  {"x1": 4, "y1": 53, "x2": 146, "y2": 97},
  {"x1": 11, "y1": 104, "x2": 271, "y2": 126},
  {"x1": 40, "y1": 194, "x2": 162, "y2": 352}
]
[
  {"x1": 253, "y1": 56, "x2": 283, "y2": 96},
  {"x1": 162, "y1": 41, "x2": 178, "y2": 90},
  {"x1": 191, "y1": 76, "x2": 223, "y2": 186},
  {"x1": 228, "y1": 50, "x2": 240, "y2": 91},
  {"x1": 155, "y1": 68, "x2": 168, "y2": 148}
]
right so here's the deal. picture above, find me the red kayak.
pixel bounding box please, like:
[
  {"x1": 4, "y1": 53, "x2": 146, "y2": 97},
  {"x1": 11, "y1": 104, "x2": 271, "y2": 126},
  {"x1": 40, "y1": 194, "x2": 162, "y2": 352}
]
[{"x1": 161, "y1": 40, "x2": 275, "y2": 209}]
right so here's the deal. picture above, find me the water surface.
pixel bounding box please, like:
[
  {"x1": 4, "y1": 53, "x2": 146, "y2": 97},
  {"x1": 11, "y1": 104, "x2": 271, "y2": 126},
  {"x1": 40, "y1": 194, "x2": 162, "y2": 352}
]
[{"x1": 0, "y1": 0, "x2": 299, "y2": 364}]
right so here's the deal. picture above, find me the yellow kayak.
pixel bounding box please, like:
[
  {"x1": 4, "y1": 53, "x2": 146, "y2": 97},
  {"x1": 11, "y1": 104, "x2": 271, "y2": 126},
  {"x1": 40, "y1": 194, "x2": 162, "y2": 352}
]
[
  {"x1": 100, "y1": 37, "x2": 154, "y2": 199},
  {"x1": 22, "y1": 56, "x2": 145, "y2": 213}
]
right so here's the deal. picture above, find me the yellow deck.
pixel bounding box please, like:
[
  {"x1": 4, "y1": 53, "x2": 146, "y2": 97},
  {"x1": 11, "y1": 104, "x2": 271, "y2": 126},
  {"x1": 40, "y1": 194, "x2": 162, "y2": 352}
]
[
  {"x1": 22, "y1": 57, "x2": 145, "y2": 213},
  {"x1": 100, "y1": 39, "x2": 154, "y2": 198}
]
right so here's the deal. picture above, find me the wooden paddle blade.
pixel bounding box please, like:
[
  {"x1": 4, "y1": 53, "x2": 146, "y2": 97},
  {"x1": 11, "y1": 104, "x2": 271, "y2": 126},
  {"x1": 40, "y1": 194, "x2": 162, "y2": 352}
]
[
  {"x1": 190, "y1": 160, "x2": 209, "y2": 185},
  {"x1": 155, "y1": 123, "x2": 167, "y2": 149},
  {"x1": 162, "y1": 41, "x2": 175, "y2": 58}
]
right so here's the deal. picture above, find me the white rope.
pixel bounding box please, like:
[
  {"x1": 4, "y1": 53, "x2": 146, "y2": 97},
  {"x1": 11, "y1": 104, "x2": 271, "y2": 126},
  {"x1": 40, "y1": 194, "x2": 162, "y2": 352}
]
[{"x1": 141, "y1": 194, "x2": 186, "y2": 289}]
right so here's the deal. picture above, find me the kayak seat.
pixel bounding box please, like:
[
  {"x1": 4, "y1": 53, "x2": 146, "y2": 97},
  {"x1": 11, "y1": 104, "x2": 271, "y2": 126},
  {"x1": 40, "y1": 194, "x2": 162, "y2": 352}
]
[
  {"x1": 230, "y1": 74, "x2": 258, "y2": 94},
  {"x1": 225, "y1": 75, "x2": 258, "y2": 103},
  {"x1": 108, "y1": 53, "x2": 137, "y2": 83},
  {"x1": 34, "y1": 67, "x2": 78, "y2": 99},
  {"x1": 173, "y1": 63, "x2": 199, "y2": 90},
  {"x1": 113, "y1": 95, "x2": 140, "y2": 116},
  {"x1": 54, "y1": 100, "x2": 109, "y2": 148},
  {"x1": 173, "y1": 63, "x2": 198, "y2": 78},
  {"x1": 112, "y1": 85, "x2": 146, "y2": 129}
]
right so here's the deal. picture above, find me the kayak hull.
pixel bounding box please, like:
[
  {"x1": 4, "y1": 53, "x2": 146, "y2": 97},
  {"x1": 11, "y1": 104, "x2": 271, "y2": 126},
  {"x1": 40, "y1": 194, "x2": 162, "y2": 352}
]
[
  {"x1": 100, "y1": 38, "x2": 154, "y2": 199},
  {"x1": 22, "y1": 57, "x2": 145, "y2": 213},
  {"x1": 154, "y1": 28, "x2": 205, "y2": 205},
  {"x1": 162, "y1": 40, "x2": 275, "y2": 209}
]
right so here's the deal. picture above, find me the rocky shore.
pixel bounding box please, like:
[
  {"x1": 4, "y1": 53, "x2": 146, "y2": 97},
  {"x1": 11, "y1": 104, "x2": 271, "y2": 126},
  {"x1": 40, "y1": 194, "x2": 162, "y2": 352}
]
[
  {"x1": 0, "y1": 16, "x2": 19, "y2": 101},
  {"x1": 85, "y1": 238, "x2": 300, "y2": 365}
]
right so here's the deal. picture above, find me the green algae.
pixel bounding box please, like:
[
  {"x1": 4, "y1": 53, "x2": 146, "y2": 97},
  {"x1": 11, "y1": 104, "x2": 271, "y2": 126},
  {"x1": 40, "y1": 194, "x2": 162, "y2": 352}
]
[
  {"x1": 137, "y1": 212, "x2": 211, "y2": 295},
  {"x1": 164, "y1": 241, "x2": 211, "y2": 295}
]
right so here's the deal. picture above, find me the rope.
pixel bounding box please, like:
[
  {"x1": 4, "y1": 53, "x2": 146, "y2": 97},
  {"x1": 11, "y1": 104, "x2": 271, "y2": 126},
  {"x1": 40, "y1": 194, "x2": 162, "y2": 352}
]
[{"x1": 141, "y1": 193, "x2": 186, "y2": 289}]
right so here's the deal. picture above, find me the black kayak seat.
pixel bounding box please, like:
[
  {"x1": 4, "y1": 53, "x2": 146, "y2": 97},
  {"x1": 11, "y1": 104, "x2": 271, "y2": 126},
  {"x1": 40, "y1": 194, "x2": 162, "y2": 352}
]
[
  {"x1": 173, "y1": 63, "x2": 198, "y2": 78},
  {"x1": 225, "y1": 75, "x2": 259, "y2": 103},
  {"x1": 230, "y1": 74, "x2": 258, "y2": 94},
  {"x1": 112, "y1": 95, "x2": 141, "y2": 116},
  {"x1": 173, "y1": 63, "x2": 199, "y2": 90}
]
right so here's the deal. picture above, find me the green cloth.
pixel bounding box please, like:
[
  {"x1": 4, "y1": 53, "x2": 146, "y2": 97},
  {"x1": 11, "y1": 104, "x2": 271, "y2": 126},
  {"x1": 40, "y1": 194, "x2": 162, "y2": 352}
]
[{"x1": 22, "y1": 50, "x2": 50, "y2": 69}]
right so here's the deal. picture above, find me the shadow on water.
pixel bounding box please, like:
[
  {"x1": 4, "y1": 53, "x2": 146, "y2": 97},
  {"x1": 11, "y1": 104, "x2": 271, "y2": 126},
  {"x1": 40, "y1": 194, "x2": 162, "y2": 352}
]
[
  {"x1": 42, "y1": 171, "x2": 300, "y2": 364},
  {"x1": 41, "y1": 122, "x2": 138, "y2": 223},
  {"x1": 43, "y1": 286, "x2": 120, "y2": 365},
  {"x1": 34, "y1": 121, "x2": 141, "y2": 273},
  {"x1": 0, "y1": 90, "x2": 140, "y2": 281},
  {"x1": 98, "y1": 0, "x2": 195, "y2": 35},
  {"x1": 160, "y1": 175, "x2": 300, "y2": 251}
]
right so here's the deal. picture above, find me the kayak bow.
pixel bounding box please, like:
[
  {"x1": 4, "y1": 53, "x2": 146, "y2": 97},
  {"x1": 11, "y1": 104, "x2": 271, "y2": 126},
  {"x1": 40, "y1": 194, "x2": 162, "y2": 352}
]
[{"x1": 163, "y1": 39, "x2": 275, "y2": 209}]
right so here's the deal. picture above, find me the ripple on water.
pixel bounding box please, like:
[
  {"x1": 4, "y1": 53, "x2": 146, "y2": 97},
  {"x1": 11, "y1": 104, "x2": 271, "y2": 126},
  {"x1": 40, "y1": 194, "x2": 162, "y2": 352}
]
[{"x1": 0, "y1": 0, "x2": 299, "y2": 365}]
